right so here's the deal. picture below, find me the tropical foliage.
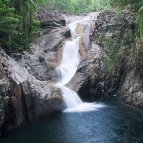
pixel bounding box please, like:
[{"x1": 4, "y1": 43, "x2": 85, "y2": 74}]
[
  {"x1": 46, "y1": 0, "x2": 110, "y2": 14},
  {"x1": 0, "y1": 0, "x2": 44, "y2": 50},
  {"x1": 0, "y1": 0, "x2": 110, "y2": 50}
]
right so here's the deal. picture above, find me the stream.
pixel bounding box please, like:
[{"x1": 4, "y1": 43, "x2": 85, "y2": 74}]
[{"x1": 0, "y1": 98, "x2": 143, "y2": 143}]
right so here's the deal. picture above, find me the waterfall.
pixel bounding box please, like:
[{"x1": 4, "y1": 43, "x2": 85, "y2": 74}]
[
  {"x1": 56, "y1": 38, "x2": 80, "y2": 86},
  {"x1": 55, "y1": 15, "x2": 105, "y2": 112}
]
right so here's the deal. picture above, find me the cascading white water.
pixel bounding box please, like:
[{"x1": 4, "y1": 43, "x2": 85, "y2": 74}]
[
  {"x1": 55, "y1": 37, "x2": 83, "y2": 109},
  {"x1": 55, "y1": 14, "x2": 105, "y2": 112},
  {"x1": 56, "y1": 38, "x2": 80, "y2": 86}
]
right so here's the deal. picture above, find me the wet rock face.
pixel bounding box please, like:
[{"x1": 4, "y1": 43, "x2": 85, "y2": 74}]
[
  {"x1": 67, "y1": 42, "x2": 104, "y2": 99},
  {"x1": 0, "y1": 90, "x2": 6, "y2": 135},
  {"x1": 3, "y1": 80, "x2": 63, "y2": 132},
  {"x1": 90, "y1": 10, "x2": 136, "y2": 99},
  {"x1": 0, "y1": 47, "x2": 64, "y2": 134},
  {"x1": 91, "y1": 9, "x2": 143, "y2": 107},
  {"x1": 119, "y1": 41, "x2": 143, "y2": 107},
  {"x1": 0, "y1": 52, "x2": 10, "y2": 135},
  {"x1": 96, "y1": 10, "x2": 143, "y2": 107}
]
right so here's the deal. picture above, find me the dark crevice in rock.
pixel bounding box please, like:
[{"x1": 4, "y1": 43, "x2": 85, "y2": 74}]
[{"x1": 78, "y1": 79, "x2": 91, "y2": 100}]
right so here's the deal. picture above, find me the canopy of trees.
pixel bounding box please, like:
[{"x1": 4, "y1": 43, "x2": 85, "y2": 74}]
[
  {"x1": 45, "y1": 0, "x2": 110, "y2": 14},
  {"x1": 0, "y1": 0, "x2": 45, "y2": 50},
  {"x1": 0, "y1": 0, "x2": 110, "y2": 51}
]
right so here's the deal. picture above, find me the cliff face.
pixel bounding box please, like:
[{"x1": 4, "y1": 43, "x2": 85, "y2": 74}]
[
  {"x1": 119, "y1": 40, "x2": 143, "y2": 107},
  {"x1": 91, "y1": 10, "x2": 135, "y2": 97},
  {"x1": 67, "y1": 10, "x2": 136, "y2": 99},
  {"x1": 92, "y1": 9, "x2": 143, "y2": 107}
]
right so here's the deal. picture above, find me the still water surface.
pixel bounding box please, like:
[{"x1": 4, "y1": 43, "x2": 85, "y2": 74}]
[{"x1": 0, "y1": 98, "x2": 143, "y2": 143}]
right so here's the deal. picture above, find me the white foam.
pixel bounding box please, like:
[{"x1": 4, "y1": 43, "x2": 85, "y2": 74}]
[{"x1": 63, "y1": 102, "x2": 106, "y2": 113}]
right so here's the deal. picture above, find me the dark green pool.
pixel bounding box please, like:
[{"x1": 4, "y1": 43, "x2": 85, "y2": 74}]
[{"x1": 0, "y1": 98, "x2": 143, "y2": 143}]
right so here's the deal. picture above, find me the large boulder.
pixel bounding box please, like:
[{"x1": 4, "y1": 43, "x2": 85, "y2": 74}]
[
  {"x1": 38, "y1": 8, "x2": 66, "y2": 28},
  {"x1": 67, "y1": 43, "x2": 104, "y2": 99},
  {"x1": 11, "y1": 27, "x2": 71, "y2": 82},
  {"x1": 0, "y1": 48, "x2": 64, "y2": 134}
]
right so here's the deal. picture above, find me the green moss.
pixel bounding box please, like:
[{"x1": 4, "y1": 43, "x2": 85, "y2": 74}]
[
  {"x1": 103, "y1": 28, "x2": 133, "y2": 74},
  {"x1": 107, "y1": 39, "x2": 114, "y2": 47}
]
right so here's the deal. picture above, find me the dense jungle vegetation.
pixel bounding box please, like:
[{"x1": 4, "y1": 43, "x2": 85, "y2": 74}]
[
  {"x1": 0, "y1": 0, "x2": 110, "y2": 51},
  {"x1": 0, "y1": 0, "x2": 143, "y2": 51}
]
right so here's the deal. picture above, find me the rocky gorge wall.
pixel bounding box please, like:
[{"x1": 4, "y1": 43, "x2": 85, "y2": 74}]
[
  {"x1": 0, "y1": 7, "x2": 143, "y2": 135},
  {"x1": 68, "y1": 10, "x2": 136, "y2": 100},
  {"x1": 91, "y1": 9, "x2": 143, "y2": 107},
  {"x1": 91, "y1": 9, "x2": 136, "y2": 98},
  {"x1": 69, "y1": 8, "x2": 143, "y2": 109}
]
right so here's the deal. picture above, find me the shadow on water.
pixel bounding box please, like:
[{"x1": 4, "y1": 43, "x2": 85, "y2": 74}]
[{"x1": 1, "y1": 97, "x2": 143, "y2": 143}]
